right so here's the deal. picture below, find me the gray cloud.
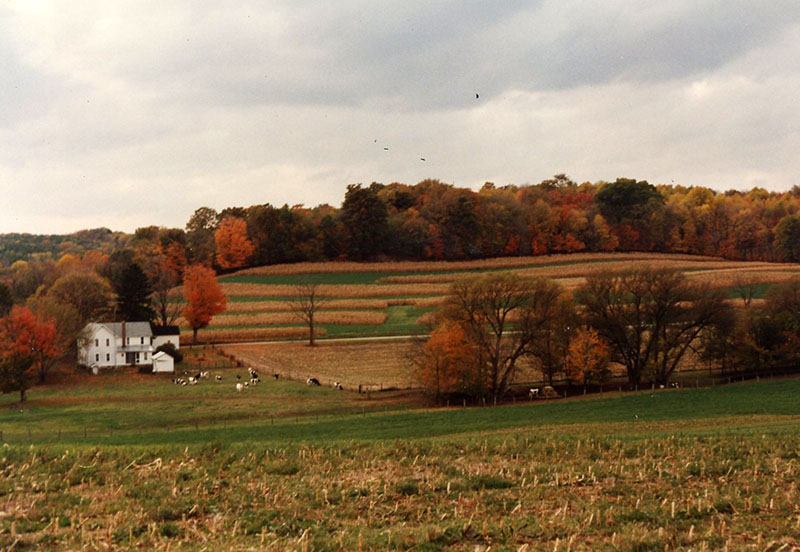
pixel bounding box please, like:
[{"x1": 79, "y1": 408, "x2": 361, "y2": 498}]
[{"x1": 1, "y1": 1, "x2": 798, "y2": 234}]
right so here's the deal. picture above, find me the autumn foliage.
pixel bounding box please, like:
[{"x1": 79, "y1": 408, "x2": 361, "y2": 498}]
[
  {"x1": 215, "y1": 217, "x2": 255, "y2": 270},
  {"x1": 0, "y1": 306, "x2": 61, "y2": 402},
  {"x1": 182, "y1": 265, "x2": 227, "y2": 343},
  {"x1": 416, "y1": 320, "x2": 478, "y2": 400},
  {"x1": 566, "y1": 326, "x2": 610, "y2": 386}
]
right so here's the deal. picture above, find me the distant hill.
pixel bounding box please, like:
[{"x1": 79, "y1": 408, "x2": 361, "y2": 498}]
[{"x1": 0, "y1": 228, "x2": 131, "y2": 266}]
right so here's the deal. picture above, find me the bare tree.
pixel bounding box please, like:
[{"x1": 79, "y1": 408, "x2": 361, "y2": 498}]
[
  {"x1": 146, "y1": 255, "x2": 182, "y2": 326},
  {"x1": 442, "y1": 273, "x2": 566, "y2": 401},
  {"x1": 577, "y1": 268, "x2": 732, "y2": 387},
  {"x1": 731, "y1": 273, "x2": 761, "y2": 308},
  {"x1": 288, "y1": 280, "x2": 327, "y2": 346}
]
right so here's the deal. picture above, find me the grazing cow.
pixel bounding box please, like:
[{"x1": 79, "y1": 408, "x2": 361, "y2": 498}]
[
  {"x1": 333, "y1": 381, "x2": 343, "y2": 390},
  {"x1": 306, "y1": 377, "x2": 320, "y2": 386},
  {"x1": 250, "y1": 377, "x2": 259, "y2": 385},
  {"x1": 273, "y1": 373, "x2": 280, "y2": 380},
  {"x1": 215, "y1": 375, "x2": 223, "y2": 382},
  {"x1": 248, "y1": 368, "x2": 259, "y2": 379},
  {"x1": 200, "y1": 371, "x2": 209, "y2": 379},
  {"x1": 236, "y1": 382, "x2": 243, "y2": 393},
  {"x1": 188, "y1": 377, "x2": 198, "y2": 385},
  {"x1": 528, "y1": 388, "x2": 540, "y2": 399},
  {"x1": 236, "y1": 374, "x2": 242, "y2": 380},
  {"x1": 244, "y1": 381, "x2": 249, "y2": 388}
]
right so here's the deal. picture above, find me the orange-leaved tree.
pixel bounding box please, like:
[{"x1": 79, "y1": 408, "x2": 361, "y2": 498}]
[
  {"x1": 565, "y1": 326, "x2": 610, "y2": 387},
  {"x1": 182, "y1": 265, "x2": 227, "y2": 343},
  {"x1": 214, "y1": 216, "x2": 254, "y2": 270},
  {"x1": 416, "y1": 320, "x2": 478, "y2": 401},
  {"x1": 0, "y1": 306, "x2": 58, "y2": 402}
]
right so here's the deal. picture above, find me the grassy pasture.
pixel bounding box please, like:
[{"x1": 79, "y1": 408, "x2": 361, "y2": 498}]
[
  {"x1": 1, "y1": 377, "x2": 799, "y2": 550},
  {"x1": 187, "y1": 253, "x2": 800, "y2": 345}
]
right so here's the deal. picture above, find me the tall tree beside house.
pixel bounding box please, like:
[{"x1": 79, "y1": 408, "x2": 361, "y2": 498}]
[
  {"x1": 182, "y1": 265, "x2": 227, "y2": 344},
  {"x1": 145, "y1": 253, "x2": 183, "y2": 327},
  {"x1": 47, "y1": 271, "x2": 115, "y2": 329},
  {"x1": 27, "y1": 310, "x2": 62, "y2": 384},
  {"x1": 214, "y1": 216, "x2": 255, "y2": 270},
  {"x1": 0, "y1": 306, "x2": 40, "y2": 402},
  {"x1": 113, "y1": 261, "x2": 155, "y2": 322}
]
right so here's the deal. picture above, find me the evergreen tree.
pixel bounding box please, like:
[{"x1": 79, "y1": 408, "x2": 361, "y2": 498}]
[{"x1": 114, "y1": 262, "x2": 154, "y2": 322}]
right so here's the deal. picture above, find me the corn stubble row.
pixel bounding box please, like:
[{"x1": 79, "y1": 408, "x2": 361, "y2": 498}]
[{"x1": 3, "y1": 428, "x2": 797, "y2": 550}]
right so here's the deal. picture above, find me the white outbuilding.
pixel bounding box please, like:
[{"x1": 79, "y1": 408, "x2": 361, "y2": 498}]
[{"x1": 151, "y1": 351, "x2": 175, "y2": 373}]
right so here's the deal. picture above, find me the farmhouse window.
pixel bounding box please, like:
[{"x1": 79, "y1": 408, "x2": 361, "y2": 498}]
[
  {"x1": 141, "y1": 337, "x2": 145, "y2": 344},
  {"x1": 136, "y1": 353, "x2": 140, "y2": 362},
  {"x1": 106, "y1": 338, "x2": 109, "y2": 346},
  {"x1": 144, "y1": 352, "x2": 148, "y2": 360},
  {"x1": 106, "y1": 353, "x2": 110, "y2": 361},
  {"x1": 95, "y1": 354, "x2": 99, "y2": 362},
  {"x1": 95, "y1": 339, "x2": 98, "y2": 346}
]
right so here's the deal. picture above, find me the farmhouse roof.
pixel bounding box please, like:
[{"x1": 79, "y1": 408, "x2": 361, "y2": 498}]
[
  {"x1": 84, "y1": 321, "x2": 153, "y2": 338},
  {"x1": 151, "y1": 324, "x2": 180, "y2": 336}
]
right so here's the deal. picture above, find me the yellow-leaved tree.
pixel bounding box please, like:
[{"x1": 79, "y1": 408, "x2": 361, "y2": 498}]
[{"x1": 566, "y1": 326, "x2": 610, "y2": 387}]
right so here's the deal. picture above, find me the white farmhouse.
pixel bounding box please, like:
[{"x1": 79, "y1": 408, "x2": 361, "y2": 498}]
[
  {"x1": 78, "y1": 321, "x2": 157, "y2": 370},
  {"x1": 152, "y1": 325, "x2": 181, "y2": 350}
]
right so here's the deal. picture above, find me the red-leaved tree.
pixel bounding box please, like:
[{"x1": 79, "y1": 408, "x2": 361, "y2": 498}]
[
  {"x1": 0, "y1": 306, "x2": 55, "y2": 402},
  {"x1": 182, "y1": 265, "x2": 227, "y2": 343}
]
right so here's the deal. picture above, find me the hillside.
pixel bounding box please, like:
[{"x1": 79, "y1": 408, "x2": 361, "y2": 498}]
[
  {"x1": 0, "y1": 228, "x2": 130, "y2": 266},
  {"x1": 180, "y1": 252, "x2": 800, "y2": 344}
]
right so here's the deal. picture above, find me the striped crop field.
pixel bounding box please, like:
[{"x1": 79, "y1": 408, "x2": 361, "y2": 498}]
[{"x1": 182, "y1": 253, "x2": 800, "y2": 345}]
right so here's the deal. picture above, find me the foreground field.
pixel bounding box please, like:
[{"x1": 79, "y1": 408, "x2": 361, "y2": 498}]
[
  {"x1": 186, "y1": 253, "x2": 800, "y2": 344},
  {"x1": 1, "y1": 377, "x2": 799, "y2": 550}
]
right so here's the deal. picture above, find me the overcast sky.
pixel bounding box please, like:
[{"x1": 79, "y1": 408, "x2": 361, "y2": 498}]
[{"x1": 1, "y1": 1, "x2": 799, "y2": 235}]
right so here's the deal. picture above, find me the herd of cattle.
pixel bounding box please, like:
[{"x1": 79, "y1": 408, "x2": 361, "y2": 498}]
[{"x1": 171, "y1": 368, "x2": 344, "y2": 392}]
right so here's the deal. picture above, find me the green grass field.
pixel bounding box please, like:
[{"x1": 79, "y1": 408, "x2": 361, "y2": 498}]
[{"x1": 3, "y1": 376, "x2": 799, "y2": 446}]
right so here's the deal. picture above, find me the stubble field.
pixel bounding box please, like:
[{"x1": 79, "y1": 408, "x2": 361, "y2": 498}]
[{"x1": 1, "y1": 374, "x2": 799, "y2": 550}]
